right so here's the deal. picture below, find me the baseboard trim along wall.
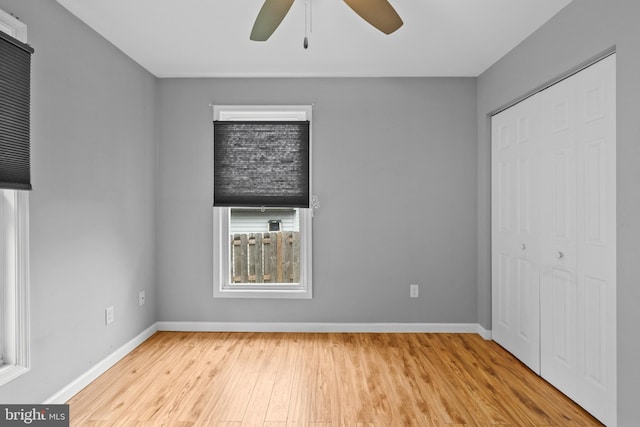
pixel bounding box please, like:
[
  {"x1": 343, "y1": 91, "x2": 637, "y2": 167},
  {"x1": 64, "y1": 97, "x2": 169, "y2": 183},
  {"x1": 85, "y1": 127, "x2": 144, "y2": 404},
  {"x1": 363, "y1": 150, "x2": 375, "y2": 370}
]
[
  {"x1": 43, "y1": 323, "x2": 159, "y2": 404},
  {"x1": 44, "y1": 321, "x2": 492, "y2": 404},
  {"x1": 156, "y1": 321, "x2": 492, "y2": 336},
  {"x1": 477, "y1": 324, "x2": 492, "y2": 340}
]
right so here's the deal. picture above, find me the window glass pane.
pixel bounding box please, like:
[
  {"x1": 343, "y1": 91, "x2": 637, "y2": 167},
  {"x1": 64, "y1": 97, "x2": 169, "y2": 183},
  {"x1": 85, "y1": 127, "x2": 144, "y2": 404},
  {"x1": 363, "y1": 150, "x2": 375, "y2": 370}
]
[{"x1": 229, "y1": 208, "x2": 300, "y2": 285}]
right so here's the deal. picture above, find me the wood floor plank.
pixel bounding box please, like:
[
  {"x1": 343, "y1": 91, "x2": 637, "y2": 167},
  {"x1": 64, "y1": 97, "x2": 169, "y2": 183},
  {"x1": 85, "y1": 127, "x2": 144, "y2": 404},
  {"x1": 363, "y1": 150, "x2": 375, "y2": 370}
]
[
  {"x1": 285, "y1": 334, "x2": 316, "y2": 424},
  {"x1": 431, "y1": 334, "x2": 515, "y2": 424},
  {"x1": 125, "y1": 333, "x2": 206, "y2": 422},
  {"x1": 446, "y1": 334, "x2": 550, "y2": 424},
  {"x1": 337, "y1": 334, "x2": 375, "y2": 425},
  {"x1": 68, "y1": 332, "x2": 604, "y2": 427},
  {"x1": 400, "y1": 334, "x2": 462, "y2": 425},
  {"x1": 197, "y1": 333, "x2": 267, "y2": 425},
  {"x1": 71, "y1": 332, "x2": 187, "y2": 424},
  {"x1": 262, "y1": 334, "x2": 301, "y2": 422},
  {"x1": 175, "y1": 333, "x2": 245, "y2": 424},
  {"x1": 309, "y1": 334, "x2": 333, "y2": 424},
  {"x1": 357, "y1": 334, "x2": 404, "y2": 425}
]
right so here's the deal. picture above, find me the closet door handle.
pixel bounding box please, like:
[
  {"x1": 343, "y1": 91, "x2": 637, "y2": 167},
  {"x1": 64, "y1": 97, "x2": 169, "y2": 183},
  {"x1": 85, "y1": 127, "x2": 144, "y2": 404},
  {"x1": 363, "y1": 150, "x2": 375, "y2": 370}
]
[
  {"x1": 557, "y1": 251, "x2": 564, "y2": 259},
  {"x1": 521, "y1": 243, "x2": 526, "y2": 251}
]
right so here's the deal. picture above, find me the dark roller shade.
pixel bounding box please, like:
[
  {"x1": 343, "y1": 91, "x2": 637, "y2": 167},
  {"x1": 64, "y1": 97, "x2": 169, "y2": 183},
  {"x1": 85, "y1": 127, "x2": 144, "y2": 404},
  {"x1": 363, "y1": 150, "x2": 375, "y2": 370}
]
[
  {"x1": 214, "y1": 121, "x2": 310, "y2": 208},
  {"x1": 0, "y1": 30, "x2": 34, "y2": 191}
]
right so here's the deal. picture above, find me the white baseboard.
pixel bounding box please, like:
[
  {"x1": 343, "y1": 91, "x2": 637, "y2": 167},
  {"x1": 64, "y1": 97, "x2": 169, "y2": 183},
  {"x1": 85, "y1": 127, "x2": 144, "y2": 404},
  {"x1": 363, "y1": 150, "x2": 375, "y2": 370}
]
[
  {"x1": 157, "y1": 321, "x2": 486, "y2": 334},
  {"x1": 43, "y1": 323, "x2": 158, "y2": 404},
  {"x1": 477, "y1": 324, "x2": 492, "y2": 340}
]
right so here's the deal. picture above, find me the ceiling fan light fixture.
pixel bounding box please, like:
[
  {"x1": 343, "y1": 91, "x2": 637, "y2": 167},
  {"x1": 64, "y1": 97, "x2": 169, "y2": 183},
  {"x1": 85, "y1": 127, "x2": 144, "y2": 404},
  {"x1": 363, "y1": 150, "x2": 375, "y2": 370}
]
[
  {"x1": 250, "y1": 0, "x2": 295, "y2": 41},
  {"x1": 343, "y1": 0, "x2": 403, "y2": 35},
  {"x1": 249, "y1": 0, "x2": 403, "y2": 43}
]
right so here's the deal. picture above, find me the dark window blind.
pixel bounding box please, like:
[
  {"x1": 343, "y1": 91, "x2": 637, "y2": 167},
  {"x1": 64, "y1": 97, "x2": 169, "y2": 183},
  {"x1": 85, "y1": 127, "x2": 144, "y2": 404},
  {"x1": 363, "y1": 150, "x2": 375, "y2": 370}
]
[
  {"x1": 214, "y1": 121, "x2": 310, "y2": 208},
  {"x1": 0, "y1": 30, "x2": 34, "y2": 191}
]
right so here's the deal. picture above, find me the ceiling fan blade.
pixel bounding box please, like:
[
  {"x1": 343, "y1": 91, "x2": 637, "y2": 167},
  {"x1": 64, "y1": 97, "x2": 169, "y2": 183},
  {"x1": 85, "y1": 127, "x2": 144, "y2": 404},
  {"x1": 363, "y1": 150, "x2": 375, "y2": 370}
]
[
  {"x1": 250, "y1": 0, "x2": 295, "y2": 41},
  {"x1": 343, "y1": 0, "x2": 403, "y2": 35}
]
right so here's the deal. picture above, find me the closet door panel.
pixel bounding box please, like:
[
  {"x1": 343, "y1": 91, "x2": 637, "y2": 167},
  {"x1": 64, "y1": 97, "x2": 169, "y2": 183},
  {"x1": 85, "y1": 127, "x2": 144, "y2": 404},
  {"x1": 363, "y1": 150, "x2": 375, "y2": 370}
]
[
  {"x1": 573, "y1": 54, "x2": 616, "y2": 425},
  {"x1": 539, "y1": 70, "x2": 580, "y2": 402},
  {"x1": 491, "y1": 97, "x2": 541, "y2": 374},
  {"x1": 539, "y1": 54, "x2": 616, "y2": 426}
]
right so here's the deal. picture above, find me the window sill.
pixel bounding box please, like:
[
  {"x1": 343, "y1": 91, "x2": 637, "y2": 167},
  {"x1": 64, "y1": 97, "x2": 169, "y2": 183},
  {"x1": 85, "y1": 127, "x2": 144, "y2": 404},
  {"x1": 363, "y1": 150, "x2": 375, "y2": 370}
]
[{"x1": 213, "y1": 286, "x2": 312, "y2": 299}]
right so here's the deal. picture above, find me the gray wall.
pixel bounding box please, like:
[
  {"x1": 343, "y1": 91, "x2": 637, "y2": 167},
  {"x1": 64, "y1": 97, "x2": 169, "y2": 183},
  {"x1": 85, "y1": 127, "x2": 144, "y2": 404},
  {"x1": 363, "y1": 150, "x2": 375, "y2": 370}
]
[
  {"x1": 477, "y1": 0, "x2": 640, "y2": 423},
  {"x1": 10, "y1": 0, "x2": 637, "y2": 421},
  {"x1": 157, "y1": 78, "x2": 478, "y2": 324},
  {"x1": 0, "y1": 0, "x2": 157, "y2": 403}
]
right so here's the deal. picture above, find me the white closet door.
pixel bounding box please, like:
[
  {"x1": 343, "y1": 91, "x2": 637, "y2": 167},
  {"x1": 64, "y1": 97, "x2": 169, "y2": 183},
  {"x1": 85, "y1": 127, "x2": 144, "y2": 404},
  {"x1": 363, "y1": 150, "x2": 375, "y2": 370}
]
[
  {"x1": 492, "y1": 54, "x2": 616, "y2": 426},
  {"x1": 540, "y1": 54, "x2": 616, "y2": 426},
  {"x1": 539, "y1": 67, "x2": 580, "y2": 400},
  {"x1": 491, "y1": 95, "x2": 541, "y2": 374},
  {"x1": 574, "y1": 55, "x2": 616, "y2": 425}
]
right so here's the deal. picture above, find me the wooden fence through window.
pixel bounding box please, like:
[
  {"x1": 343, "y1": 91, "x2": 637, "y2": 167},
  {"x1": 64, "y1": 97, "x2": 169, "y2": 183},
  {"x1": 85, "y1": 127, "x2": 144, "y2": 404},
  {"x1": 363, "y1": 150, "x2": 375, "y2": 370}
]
[{"x1": 231, "y1": 231, "x2": 300, "y2": 283}]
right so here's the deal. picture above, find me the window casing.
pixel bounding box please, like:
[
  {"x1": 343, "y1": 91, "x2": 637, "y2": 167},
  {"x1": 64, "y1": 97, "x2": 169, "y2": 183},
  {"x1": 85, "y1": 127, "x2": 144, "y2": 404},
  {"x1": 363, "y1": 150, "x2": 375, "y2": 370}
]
[
  {"x1": 0, "y1": 190, "x2": 30, "y2": 385},
  {"x1": 0, "y1": 9, "x2": 31, "y2": 386},
  {"x1": 213, "y1": 106, "x2": 312, "y2": 299}
]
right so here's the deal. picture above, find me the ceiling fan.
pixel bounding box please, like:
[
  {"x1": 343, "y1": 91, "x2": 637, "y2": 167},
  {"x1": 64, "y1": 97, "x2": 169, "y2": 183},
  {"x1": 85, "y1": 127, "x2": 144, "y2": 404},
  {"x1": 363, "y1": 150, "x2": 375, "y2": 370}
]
[{"x1": 250, "y1": 0, "x2": 403, "y2": 42}]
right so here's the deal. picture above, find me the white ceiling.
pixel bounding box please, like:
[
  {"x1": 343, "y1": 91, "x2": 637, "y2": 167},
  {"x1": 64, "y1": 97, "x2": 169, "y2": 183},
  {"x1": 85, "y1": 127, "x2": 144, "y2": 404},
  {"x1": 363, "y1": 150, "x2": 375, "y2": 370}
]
[{"x1": 55, "y1": 0, "x2": 573, "y2": 78}]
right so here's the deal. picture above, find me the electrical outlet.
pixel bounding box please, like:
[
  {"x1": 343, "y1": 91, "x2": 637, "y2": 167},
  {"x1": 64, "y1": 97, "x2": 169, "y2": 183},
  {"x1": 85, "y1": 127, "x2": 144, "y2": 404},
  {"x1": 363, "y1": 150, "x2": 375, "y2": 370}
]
[
  {"x1": 105, "y1": 306, "x2": 114, "y2": 325},
  {"x1": 410, "y1": 284, "x2": 419, "y2": 298},
  {"x1": 138, "y1": 290, "x2": 145, "y2": 307}
]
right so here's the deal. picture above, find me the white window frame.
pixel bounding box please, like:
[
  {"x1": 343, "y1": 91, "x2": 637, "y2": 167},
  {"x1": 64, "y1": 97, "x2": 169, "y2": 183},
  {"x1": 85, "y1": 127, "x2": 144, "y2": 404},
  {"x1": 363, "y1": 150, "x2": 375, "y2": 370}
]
[
  {"x1": 0, "y1": 191, "x2": 31, "y2": 385},
  {"x1": 213, "y1": 105, "x2": 313, "y2": 299},
  {"x1": 0, "y1": 9, "x2": 31, "y2": 387},
  {"x1": 0, "y1": 9, "x2": 27, "y2": 41}
]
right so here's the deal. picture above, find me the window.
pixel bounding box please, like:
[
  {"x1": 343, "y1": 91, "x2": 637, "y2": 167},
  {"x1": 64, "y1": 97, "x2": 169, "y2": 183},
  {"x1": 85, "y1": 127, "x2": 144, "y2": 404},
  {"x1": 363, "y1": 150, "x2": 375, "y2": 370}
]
[
  {"x1": 229, "y1": 208, "x2": 301, "y2": 284},
  {"x1": 213, "y1": 106, "x2": 313, "y2": 299},
  {"x1": 0, "y1": 9, "x2": 31, "y2": 386},
  {"x1": 0, "y1": 190, "x2": 30, "y2": 385}
]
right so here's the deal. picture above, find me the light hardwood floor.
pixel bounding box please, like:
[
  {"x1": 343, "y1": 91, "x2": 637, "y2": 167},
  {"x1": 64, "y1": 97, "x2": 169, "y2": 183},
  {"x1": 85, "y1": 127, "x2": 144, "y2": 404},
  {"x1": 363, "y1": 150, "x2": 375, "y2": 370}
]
[{"x1": 67, "y1": 332, "x2": 603, "y2": 426}]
